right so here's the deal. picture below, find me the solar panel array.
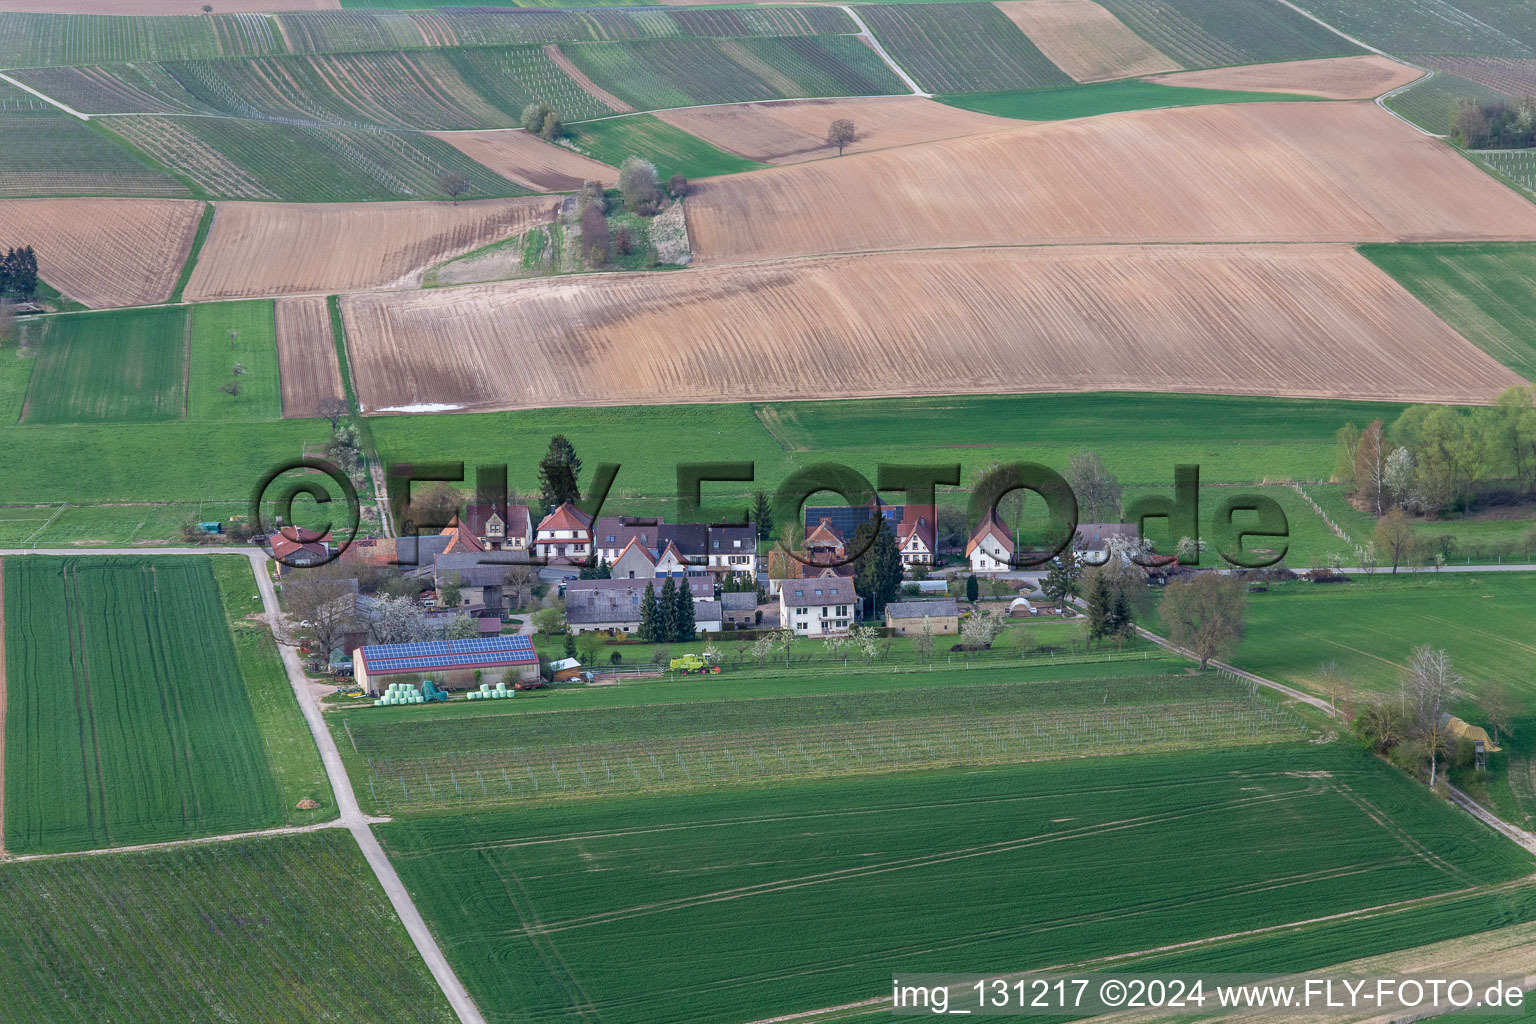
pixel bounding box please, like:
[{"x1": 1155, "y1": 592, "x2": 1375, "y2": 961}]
[{"x1": 361, "y1": 634, "x2": 536, "y2": 674}]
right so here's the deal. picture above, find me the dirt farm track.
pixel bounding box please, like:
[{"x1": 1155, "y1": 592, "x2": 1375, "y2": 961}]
[
  {"x1": 686, "y1": 102, "x2": 1536, "y2": 264},
  {"x1": 339, "y1": 244, "x2": 1525, "y2": 414}
]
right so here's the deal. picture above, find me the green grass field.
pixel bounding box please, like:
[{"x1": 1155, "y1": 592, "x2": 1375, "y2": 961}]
[
  {"x1": 1214, "y1": 572, "x2": 1536, "y2": 713},
  {"x1": 0, "y1": 12, "x2": 280, "y2": 69},
  {"x1": 2, "y1": 556, "x2": 282, "y2": 852},
  {"x1": 1360, "y1": 243, "x2": 1536, "y2": 383},
  {"x1": 337, "y1": 670, "x2": 1298, "y2": 813},
  {"x1": 940, "y1": 80, "x2": 1319, "y2": 120},
  {"x1": 1094, "y1": 0, "x2": 1363, "y2": 68},
  {"x1": 0, "y1": 830, "x2": 456, "y2": 1023},
  {"x1": 567, "y1": 113, "x2": 764, "y2": 180},
  {"x1": 20, "y1": 306, "x2": 188, "y2": 424},
  {"x1": 381, "y1": 744, "x2": 1530, "y2": 1024},
  {"x1": 209, "y1": 555, "x2": 334, "y2": 824},
  {"x1": 368, "y1": 393, "x2": 1415, "y2": 518},
  {"x1": 854, "y1": 2, "x2": 1070, "y2": 93},
  {"x1": 187, "y1": 300, "x2": 282, "y2": 422}
]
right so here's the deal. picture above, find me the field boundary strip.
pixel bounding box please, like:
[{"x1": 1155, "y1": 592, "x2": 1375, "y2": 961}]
[
  {"x1": 0, "y1": 557, "x2": 5, "y2": 857},
  {"x1": 0, "y1": 818, "x2": 354, "y2": 864}
]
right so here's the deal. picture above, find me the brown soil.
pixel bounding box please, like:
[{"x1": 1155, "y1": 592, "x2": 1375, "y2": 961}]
[
  {"x1": 275, "y1": 296, "x2": 345, "y2": 419},
  {"x1": 183, "y1": 197, "x2": 561, "y2": 300},
  {"x1": 339, "y1": 244, "x2": 1524, "y2": 414},
  {"x1": 685, "y1": 102, "x2": 1536, "y2": 264},
  {"x1": 0, "y1": 198, "x2": 204, "y2": 308},
  {"x1": 430, "y1": 130, "x2": 617, "y2": 191},
  {"x1": 1147, "y1": 54, "x2": 1424, "y2": 99},
  {"x1": 995, "y1": 0, "x2": 1181, "y2": 82}
]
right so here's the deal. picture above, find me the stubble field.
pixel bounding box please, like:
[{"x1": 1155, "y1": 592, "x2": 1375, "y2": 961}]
[
  {"x1": 182, "y1": 196, "x2": 561, "y2": 300},
  {"x1": 686, "y1": 102, "x2": 1536, "y2": 264},
  {"x1": 339, "y1": 244, "x2": 1522, "y2": 413},
  {"x1": 0, "y1": 198, "x2": 203, "y2": 308}
]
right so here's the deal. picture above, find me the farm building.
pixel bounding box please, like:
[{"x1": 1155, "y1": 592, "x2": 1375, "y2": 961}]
[
  {"x1": 565, "y1": 577, "x2": 720, "y2": 634},
  {"x1": 884, "y1": 599, "x2": 959, "y2": 635},
  {"x1": 266, "y1": 528, "x2": 331, "y2": 573},
  {"x1": 1441, "y1": 713, "x2": 1501, "y2": 753},
  {"x1": 352, "y1": 635, "x2": 539, "y2": 693},
  {"x1": 720, "y1": 591, "x2": 759, "y2": 627},
  {"x1": 548, "y1": 657, "x2": 584, "y2": 682}
]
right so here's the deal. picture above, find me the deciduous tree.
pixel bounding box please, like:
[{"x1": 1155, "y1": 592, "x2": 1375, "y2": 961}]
[
  {"x1": 1374, "y1": 507, "x2": 1416, "y2": 575},
  {"x1": 438, "y1": 170, "x2": 471, "y2": 204},
  {"x1": 618, "y1": 157, "x2": 662, "y2": 215},
  {"x1": 1353, "y1": 420, "x2": 1387, "y2": 516},
  {"x1": 1066, "y1": 451, "x2": 1123, "y2": 523},
  {"x1": 1159, "y1": 572, "x2": 1245, "y2": 670},
  {"x1": 826, "y1": 118, "x2": 856, "y2": 155}
]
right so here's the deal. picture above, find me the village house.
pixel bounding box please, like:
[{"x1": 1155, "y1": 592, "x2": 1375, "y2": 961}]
[
  {"x1": 266, "y1": 528, "x2": 331, "y2": 574},
  {"x1": 1074, "y1": 523, "x2": 1141, "y2": 565},
  {"x1": 719, "y1": 590, "x2": 759, "y2": 628},
  {"x1": 895, "y1": 508, "x2": 937, "y2": 568},
  {"x1": 707, "y1": 525, "x2": 758, "y2": 579},
  {"x1": 564, "y1": 577, "x2": 721, "y2": 634},
  {"x1": 966, "y1": 513, "x2": 1015, "y2": 573},
  {"x1": 884, "y1": 599, "x2": 960, "y2": 636},
  {"x1": 593, "y1": 516, "x2": 663, "y2": 563},
  {"x1": 778, "y1": 579, "x2": 858, "y2": 636},
  {"x1": 534, "y1": 501, "x2": 594, "y2": 563},
  {"x1": 447, "y1": 502, "x2": 533, "y2": 555},
  {"x1": 610, "y1": 536, "x2": 659, "y2": 579}
]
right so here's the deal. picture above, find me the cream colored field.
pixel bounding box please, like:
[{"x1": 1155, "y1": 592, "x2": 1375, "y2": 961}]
[
  {"x1": 275, "y1": 296, "x2": 345, "y2": 419},
  {"x1": 1148, "y1": 55, "x2": 1422, "y2": 99},
  {"x1": 0, "y1": 0, "x2": 335, "y2": 9},
  {"x1": 0, "y1": 198, "x2": 203, "y2": 308},
  {"x1": 687, "y1": 102, "x2": 1536, "y2": 263},
  {"x1": 658, "y1": 97, "x2": 1020, "y2": 164},
  {"x1": 340, "y1": 245, "x2": 1521, "y2": 414},
  {"x1": 996, "y1": 0, "x2": 1181, "y2": 82},
  {"x1": 430, "y1": 130, "x2": 616, "y2": 191},
  {"x1": 183, "y1": 197, "x2": 561, "y2": 300}
]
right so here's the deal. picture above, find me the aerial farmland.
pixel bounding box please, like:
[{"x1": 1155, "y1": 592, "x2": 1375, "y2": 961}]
[{"x1": 3, "y1": 0, "x2": 1536, "y2": 1020}]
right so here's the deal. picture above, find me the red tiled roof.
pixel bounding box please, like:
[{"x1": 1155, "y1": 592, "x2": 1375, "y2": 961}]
[
  {"x1": 965, "y1": 513, "x2": 1014, "y2": 557},
  {"x1": 538, "y1": 501, "x2": 593, "y2": 533}
]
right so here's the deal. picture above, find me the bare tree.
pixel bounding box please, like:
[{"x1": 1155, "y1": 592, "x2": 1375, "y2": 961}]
[
  {"x1": 402, "y1": 481, "x2": 462, "y2": 534},
  {"x1": 1160, "y1": 572, "x2": 1245, "y2": 669},
  {"x1": 1406, "y1": 645, "x2": 1461, "y2": 788},
  {"x1": 503, "y1": 565, "x2": 540, "y2": 610},
  {"x1": 1374, "y1": 507, "x2": 1416, "y2": 575},
  {"x1": 438, "y1": 170, "x2": 471, "y2": 205},
  {"x1": 219, "y1": 362, "x2": 245, "y2": 397},
  {"x1": 1483, "y1": 679, "x2": 1515, "y2": 747},
  {"x1": 1066, "y1": 451, "x2": 1123, "y2": 523},
  {"x1": 227, "y1": 327, "x2": 239, "y2": 351},
  {"x1": 826, "y1": 118, "x2": 856, "y2": 156},
  {"x1": 282, "y1": 574, "x2": 359, "y2": 656},
  {"x1": 318, "y1": 396, "x2": 349, "y2": 431},
  {"x1": 1354, "y1": 420, "x2": 1387, "y2": 516}
]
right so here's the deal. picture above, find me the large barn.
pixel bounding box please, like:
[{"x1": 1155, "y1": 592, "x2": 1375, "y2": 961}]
[{"x1": 352, "y1": 635, "x2": 539, "y2": 693}]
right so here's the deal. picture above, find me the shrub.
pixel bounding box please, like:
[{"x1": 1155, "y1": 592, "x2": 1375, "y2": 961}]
[
  {"x1": 521, "y1": 102, "x2": 562, "y2": 140},
  {"x1": 615, "y1": 225, "x2": 634, "y2": 255},
  {"x1": 580, "y1": 203, "x2": 610, "y2": 265},
  {"x1": 668, "y1": 173, "x2": 688, "y2": 198},
  {"x1": 618, "y1": 156, "x2": 662, "y2": 215}
]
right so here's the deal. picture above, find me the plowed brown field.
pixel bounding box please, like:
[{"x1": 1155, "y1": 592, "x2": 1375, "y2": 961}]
[
  {"x1": 0, "y1": 198, "x2": 203, "y2": 308},
  {"x1": 686, "y1": 102, "x2": 1536, "y2": 263},
  {"x1": 995, "y1": 0, "x2": 1181, "y2": 82},
  {"x1": 658, "y1": 97, "x2": 1020, "y2": 164},
  {"x1": 430, "y1": 130, "x2": 617, "y2": 191},
  {"x1": 341, "y1": 245, "x2": 1521, "y2": 413},
  {"x1": 183, "y1": 197, "x2": 561, "y2": 300},
  {"x1": 1148, "y1": 55, "x2": 1422, "y2": 99},
  {"x1": 275, "y1": 296, "x2": 345, "y2": 419}
]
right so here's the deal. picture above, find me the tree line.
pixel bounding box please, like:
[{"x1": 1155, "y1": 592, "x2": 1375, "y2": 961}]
[
  {"x1": 637, "y1": 576, "x2": 697, "y2": 642},
  {"x1": 1452, "y1": 96, "x2": 1536, "y2": 149},
  {"x1": 0, "y1": 246, "x2": 38, "y2": 299},
  {"x1": 1337, "y1": 386, "x2": 1536, "y2": 520}
]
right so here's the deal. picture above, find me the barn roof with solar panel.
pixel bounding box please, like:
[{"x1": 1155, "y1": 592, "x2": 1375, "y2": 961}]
[{"x1": 353, "y1": 634, "x2": 540, "y2": 692}]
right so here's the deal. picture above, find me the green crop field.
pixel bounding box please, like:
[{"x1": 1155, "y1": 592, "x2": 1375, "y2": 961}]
[
  {"x1": 1360, "y1": 242, "x2": 1536, "y2": 383},
  {"x1": 187, "y1": 300, "x2": 282, "y2": 422},
  {"x1": 0, "y1": 93, "x2": 189, "y2": 198},
  {"x1": 102, "y1": 114, "x2": 529, "y2": 203},
  {"x1": 1204, "y1": 572, "x2": 1536, "y2": 712},
  {"x1": 1284, "y1": 0, "x2": 1536, "y2": 58},
  {"x1": 1095, "y1": 0, "x2": 1362, "y2": 69},
  {"x1": 2, "y1": 556, "x2": 282, "y2": 853},
  {"x1": 564, "y1": 34, "x2": 904, "y2": 110},
  {"x1": 20, "y1": 306, "x2": 188, "y2": 425},
  {"x1": 337, "y1": 671, "x2": 1301, "y2": 813},
  {"x1": 854, "y1": 3, "x2": 1070, "y2": 93},
  {"x1": 0, "y1": 12, "x2": 281, "y2": 69},
  {"x1": 568, "y1": 114, "x2": 765, "y2": 180},
  {"x1": 273, "y1": 9, "x2": 429, "y2": 53},
  {"x1": 209, "y1": 555, "x2": 334, "y2": 824},
  {"x1": 0, "y1": 830, "x2": 455, "y2": 1023},
  {"x1": 1383, "y1": 70, "x2": 1509, "y2": 136},
  {"x1": 9, "y1": 62, "x2": 211, "y2": 115},
  {"x1": 940, "y1": 80, "x2": 1318, "y2": 120},
  {"x1": 381, "y1": 744, "x2": 1531, "y2": 1024},
  {"x1": 444, "y1": 45, "x2": 619, "y2": 122}
]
